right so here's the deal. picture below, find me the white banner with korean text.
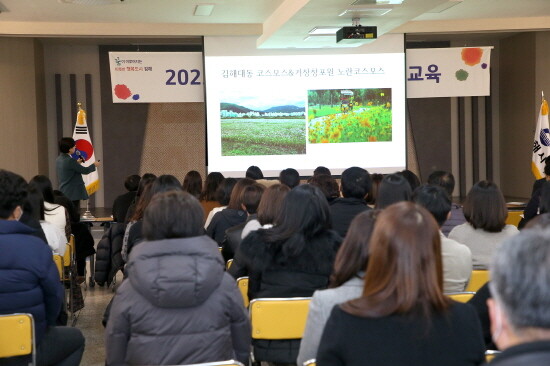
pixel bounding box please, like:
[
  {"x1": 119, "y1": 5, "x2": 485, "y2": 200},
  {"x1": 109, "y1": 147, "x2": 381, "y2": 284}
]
[
  {"x1": 108, "y1": 52, "x2": 204, "y2": 103},
  {"x1": 406, "y1": 47, "x2": 492, "y2": 98}
]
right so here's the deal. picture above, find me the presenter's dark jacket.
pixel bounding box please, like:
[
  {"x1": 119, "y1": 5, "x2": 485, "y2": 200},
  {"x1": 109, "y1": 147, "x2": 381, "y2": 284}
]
[
  {"x1": 56, "y1": 153, "x2": 96, "y2": 201},
  {"x1": 0, "y1": 220, "x2": 64, "y2": 344},
  {"x1": 317, "y1": 302, "x2": 485, "y2": 366}
]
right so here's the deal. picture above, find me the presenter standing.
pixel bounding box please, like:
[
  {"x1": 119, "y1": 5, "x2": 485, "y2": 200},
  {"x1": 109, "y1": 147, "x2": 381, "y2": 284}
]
[{"x1": 56, "y1": 137, "x2": 100, "y2": 216}]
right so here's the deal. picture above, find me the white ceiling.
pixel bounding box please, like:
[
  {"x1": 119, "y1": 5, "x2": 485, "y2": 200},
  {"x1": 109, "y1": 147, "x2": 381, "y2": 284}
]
[{"x1": 0, "y1": 0, "x2": 549, "y2": 48}]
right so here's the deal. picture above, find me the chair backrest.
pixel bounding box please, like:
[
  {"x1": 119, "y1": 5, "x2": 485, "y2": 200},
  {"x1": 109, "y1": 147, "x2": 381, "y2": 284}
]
[
  {"x1": 236, "y1": 276, "x2": 249, "y2": 308},
  {"x1": 448, "y1": 292, "x2": 476, "y2": 303},
  {"x1": 303, "y1": 359, "x2": 316, "y2": 366},
  {"x1": 0, "y1": 313, "x2": 36, "y2": 365},
  {"x1": 180, "y1": 360, "x2": 244, "y2": 366},
  {"x1": 63, "y1": 243, "x2": 72, "y2": 267},
  {"x1": 505, "y1": 211, "x2": 522, "y2": 227},
  {"x1": 226, "y1": 259, "x2": 233, "y2": 270},
  {"x1": 249, "y1": 297, "x2": 311, "y2": 340},
  {"x1": 465, "y1": 270, "x2": 490, "y2": 292},
  {"x1": 53, "y1": 255, "x2": 64, "y2": 281},
  {"x1": 66, "y1": 234, "x2": 76, "y2": 267}
]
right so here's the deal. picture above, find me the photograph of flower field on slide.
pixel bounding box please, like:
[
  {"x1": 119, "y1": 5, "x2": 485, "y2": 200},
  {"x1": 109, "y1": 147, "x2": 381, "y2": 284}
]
[
  {"x1": 220, "y1": 92, "x2": 306, "y2": 156},
  {"x1": 308, "y1": 88, "x2": 392, "y2": 144}
]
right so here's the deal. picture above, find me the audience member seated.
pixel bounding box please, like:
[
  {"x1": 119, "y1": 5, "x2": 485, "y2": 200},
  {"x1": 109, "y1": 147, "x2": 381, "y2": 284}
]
[
  {"x1": 313, "y1": 166, "x2": 332, "y2": 177},
  {"x1": 222, "y1": 183, "x2": 265, "y2": 261},
  {"x1": 316, "y1": 202, "x2": 485, "y2": 366},
  {"x1": 106, "y1": 191, "x2": 250, "y2": 365},
  {"x1": 206, "y1": 178, "x2": 254, "y2": 245},
  {"x1": 279, "y1": 167, "x2": 301, "y2": 189},
  {"x1": 530, "y1": 158, "x2": 550, "y2": 195},
  {"x1": 308, "y1": 174, "x2": 340, "y2": 203},
  {"x1": 204, "y1": 177, "x2": 237, "y2": 228},
  {"x1": 366, "y1": 173, "x2": 384, "y2": 206},
  {"x1": 182, "y1": 170, "x2": 202, "y2": 199},
  {"x1": 52, "y1": 186, "x2": 96, "y2": 278},
  {"x1": 375, "y1": 173, "x2": 412, "y2": 209},
  {"x1": 111, "y1": 174, "x2": 140, "y2": 223},
  {"x1": 0, "y1": 169, "x2": 85, "y2": 366},
  {"x1": 298, "y1": 210, "x2": 378, "y2": 365},
  {"x1": 124, "y1": 173, "x2": 156, "y2": 223},
  {"x1": 329, "y1": 167, "x2": 372, "y2": 237},
  {"x1": 519, "y1": 180, "x2": 550, "y2": 228},
  {"x1": 397, "y1": 169, "x2": 421, "y2": 191},
  {"x1": 487, "y1": 227, "x2": 550, "y2": 365},
  {"x1": 27, "y1": 184, "x2": 67, "y2": 256},
  {"x1": 238, "y1": 184, "x2": 341, "y2": 364},
  {"x1": 31, "y1": 175, "x2": 71, "y2": 240},
  {"x1": 18, "y1": 191, "x2": 48, "y2": 244},
  {"x1": 449, "y1": 181, "x2": 518, "y2": 269},
  {"x1": 122, "y1": 175, "x2": 182, "y2": 262},
  {"x1": 428, "y1": 170, "x2": 466, "y2": 236},
  {"x1": 246, "y1": 165, "x2": 278, "y2": 188},
  {"x1": 413, "y1": 185, "x2": 472, "y2": 293},
  {"x1": 199, "y1": 171, "x2": 224, "y2": 217},
  {"x1": 230, "y1": 184, "x2": 290, "y2": 278}
]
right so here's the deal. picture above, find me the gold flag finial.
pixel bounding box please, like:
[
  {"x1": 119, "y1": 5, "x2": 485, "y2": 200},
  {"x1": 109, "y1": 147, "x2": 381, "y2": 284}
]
[{"x1": 77, "y1": 102, "x2": 82, "y2": 110}]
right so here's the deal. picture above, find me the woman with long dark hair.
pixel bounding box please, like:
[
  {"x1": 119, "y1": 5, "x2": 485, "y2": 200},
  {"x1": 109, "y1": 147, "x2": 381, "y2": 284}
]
[
  {"x1": 297, "y1": 210, "x2": 379, "y2": 365},
  {"x1": 239, "y1": 184, "x2": 341, "y2": 364},
  {"x1": 228, "y1": 183, "x2": 291, "y2": 279},
  {"x1": 317, "y1": 202, "x2": 485, "y2": 366},
  {"x1": 30, "y1": 175, "x2": 71, "y2": 239}
]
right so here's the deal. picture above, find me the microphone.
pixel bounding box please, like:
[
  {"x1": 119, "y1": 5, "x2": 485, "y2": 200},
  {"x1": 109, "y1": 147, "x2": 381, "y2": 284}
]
[{"x1": 76, "y1": 150, "x2": 85, "y2": 163}]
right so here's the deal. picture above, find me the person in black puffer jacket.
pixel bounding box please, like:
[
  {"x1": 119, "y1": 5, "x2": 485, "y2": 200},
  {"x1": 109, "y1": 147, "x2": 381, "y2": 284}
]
[
  {"x1": 106, "y1": 190, "x2": 250, "y2": 366},
  {"x1": 238, "y1": 184, "x2": 341, "y2": 365},
  {"x1": 94, "y1": 222, "x2": 125, "y2": 286}
]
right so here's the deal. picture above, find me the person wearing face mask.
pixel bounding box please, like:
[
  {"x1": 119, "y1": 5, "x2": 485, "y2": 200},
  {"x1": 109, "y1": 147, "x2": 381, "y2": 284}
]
[
  {"x1": 0, "y1": 169, "x2": 85, "y2": 366},
  {"x1": 487, "y1": 228, "x2": 550, "y2": 365}
]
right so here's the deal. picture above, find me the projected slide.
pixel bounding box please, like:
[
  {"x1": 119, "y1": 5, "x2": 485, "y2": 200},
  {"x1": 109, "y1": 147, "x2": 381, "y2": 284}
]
[
  {"x1": 220, "y1": 90, "x2": 306, "y2": 156},
  {"x1": 205, "y1": 51, "x2": 405, "y2": 176},
  {"x1": 308, "y1": 88, "x2": 392, "y2": 144}
]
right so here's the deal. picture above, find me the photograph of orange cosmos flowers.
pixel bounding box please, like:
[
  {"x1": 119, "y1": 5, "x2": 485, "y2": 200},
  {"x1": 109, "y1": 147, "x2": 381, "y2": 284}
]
[{"x1": 308, "y1": 88, "x2": 392, "y2": 144}]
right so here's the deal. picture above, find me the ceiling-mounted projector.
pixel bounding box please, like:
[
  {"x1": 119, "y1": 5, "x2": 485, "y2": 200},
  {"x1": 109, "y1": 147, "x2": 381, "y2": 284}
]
[{"x1": 336, "y1": 25, "x2": 377, "y2": 44}]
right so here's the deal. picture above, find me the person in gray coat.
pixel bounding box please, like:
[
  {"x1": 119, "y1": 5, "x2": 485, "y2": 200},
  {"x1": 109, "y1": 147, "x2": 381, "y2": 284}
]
[
  {"x1": 105, "y1": 190, "x2": 250, "y2": 366},
  {"x1": 55, "y1": 137, "x2": 99, "y2": 212},
  {"x1": 297, "y1": 210, "x2": 379, "y2": 366}
]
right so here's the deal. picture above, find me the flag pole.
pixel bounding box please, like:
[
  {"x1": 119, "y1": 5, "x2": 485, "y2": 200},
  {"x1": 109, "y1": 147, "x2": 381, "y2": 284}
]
[
  {"x1": 77, "y1": 101, "x2": 95, "y2": 220},
  {"x1": 81, "y1": 199, "x2": 95, "y2": 220}
]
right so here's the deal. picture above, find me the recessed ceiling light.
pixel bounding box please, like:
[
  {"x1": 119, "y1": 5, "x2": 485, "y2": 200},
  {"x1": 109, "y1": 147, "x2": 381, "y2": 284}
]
[
  {"x1": 308, "y1": 26, "x2": 341, "y2": 35},
  {"x1": 350, "y1": 0, "x2": 403, "y2": 4},
  {"x1": 58, "y1": 0, "x2": 126, "y2": 4},
  {"x1": 194, "y1": 4, "x2": 214, "y2": 16},
  {"x1": 339, "y1": 7, "x2": 392, "y2": 17},
  {"x1": 303, "y1": 35, "x2": 335, "y2": 41},
  {"x1": 427, "y1": 0, "x2": 464, "y2": 13}
]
